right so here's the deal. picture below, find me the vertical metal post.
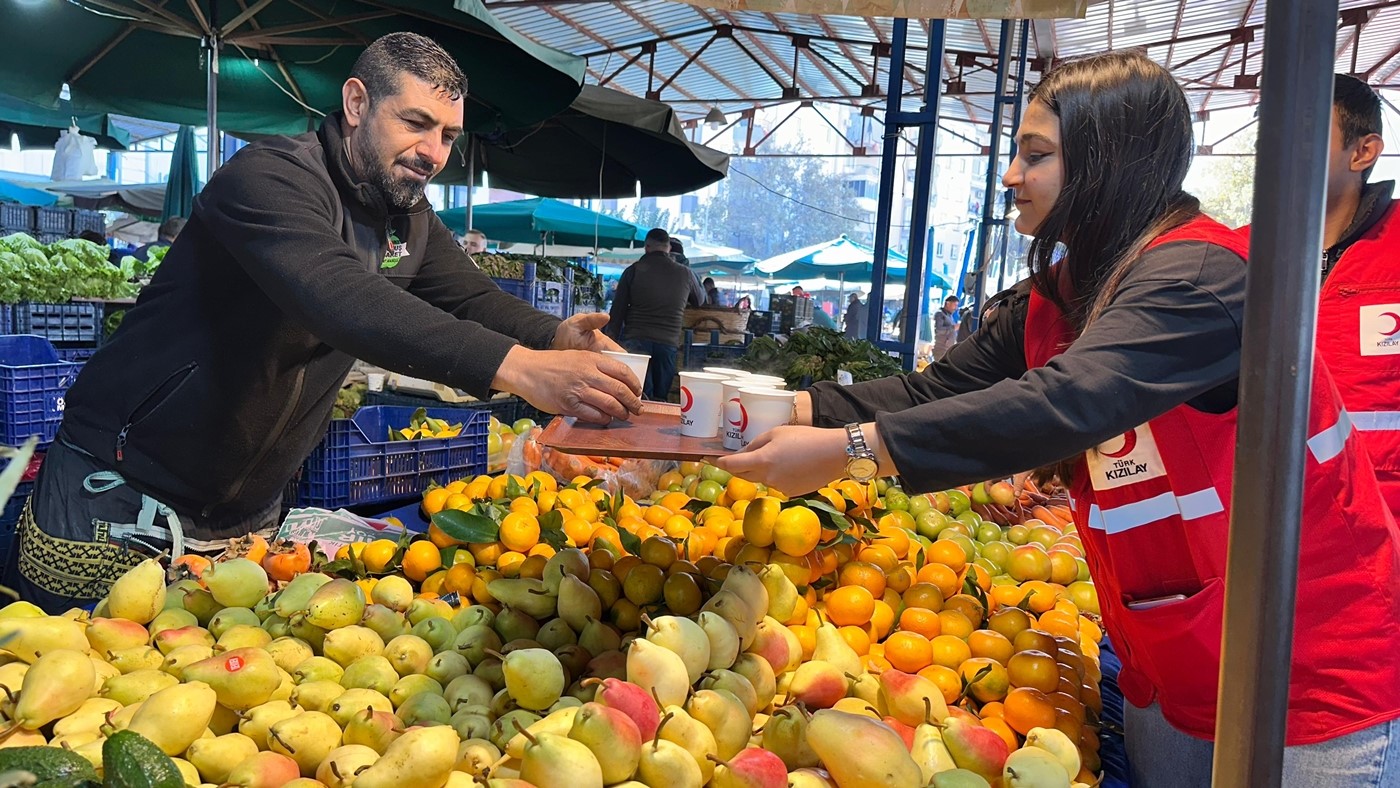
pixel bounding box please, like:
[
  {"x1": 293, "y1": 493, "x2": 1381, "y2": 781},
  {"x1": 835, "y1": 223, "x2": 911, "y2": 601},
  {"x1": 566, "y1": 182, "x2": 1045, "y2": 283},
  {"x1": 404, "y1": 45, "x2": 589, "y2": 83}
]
[
  {"x1": 867, "y1": 19, "x2": 944, "y2": 368},
  {"x1": 968, "y1": 21, "x2": 1012, "y2": 331},
  {"x1": 996, "y1": 21, "x2": 1029, "y2": 294},
  {"x1": 465, "y1": 136, "x2": 476, "y2": 231},
  {"x1": 204, "y1": 34, "x2": 220, "y2": 180},
  {"x1": 1211, "y1": 0, "x2": 1338, "y2": 784}
]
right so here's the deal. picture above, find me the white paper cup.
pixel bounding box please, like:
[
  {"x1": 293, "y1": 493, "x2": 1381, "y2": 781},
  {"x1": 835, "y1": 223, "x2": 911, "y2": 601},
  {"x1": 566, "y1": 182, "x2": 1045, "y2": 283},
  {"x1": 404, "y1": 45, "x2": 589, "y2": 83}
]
[
  {"x1": 720, "y1": 378, "x2": 750, "y2": 451},
  {"x1": 704, "y1": 366, "x2": 749, "y2": 378},
  {"x1": 739, "y1": 387, "x2": 797, "y2": 448},
  {"x1": 678, "y1": 372, "x2": 728, "y2": 438},
  {"x1": 743, "y1": 374, "x2": 788, "y2": 389},
  {"x1": 602, "y1": 351, "x2": 651, "y2": 392},
  {"x1": 366, "y1": 373, "x2": 385, "y2": 392}
]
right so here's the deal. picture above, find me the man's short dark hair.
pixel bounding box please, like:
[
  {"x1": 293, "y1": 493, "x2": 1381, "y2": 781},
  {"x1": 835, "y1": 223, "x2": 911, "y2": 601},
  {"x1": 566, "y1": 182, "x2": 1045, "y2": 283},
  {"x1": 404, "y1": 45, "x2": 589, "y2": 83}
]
[
  {"x1": 945, "y1": 295, "x2": 960, "y2": 303},
  {"x1": 158, "y1": 217, "x2": 186, "y2": 240},
  {"x1": 465, "y1": 229, "x2": 485, "y2": 239},
  {"x1": 668, "y1": 238, "x2": 684, "y2": 254},
  {"x1": 352, "y1": 33, "x2": 467, "y2": 105},
  {"x1": 645, "y1": 228, "x2": 670, "y2": 246},
  {"x1": 1335, "y1": 74, "x2": 1383, "y2": 147}
]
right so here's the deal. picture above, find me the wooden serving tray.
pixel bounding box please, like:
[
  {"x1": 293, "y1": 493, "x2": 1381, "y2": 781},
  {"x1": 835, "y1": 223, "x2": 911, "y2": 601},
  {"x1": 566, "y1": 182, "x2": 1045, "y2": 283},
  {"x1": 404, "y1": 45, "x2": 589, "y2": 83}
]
[{"x1": 537, "y1": 401, "x2": 732, "y2": 461}]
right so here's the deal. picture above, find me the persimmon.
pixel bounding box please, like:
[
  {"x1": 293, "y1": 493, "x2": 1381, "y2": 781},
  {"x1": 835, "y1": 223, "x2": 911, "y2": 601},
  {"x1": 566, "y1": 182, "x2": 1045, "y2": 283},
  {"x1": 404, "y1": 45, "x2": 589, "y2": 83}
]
[{"x1": 261, "y1": 541, "x2": 311, "y2": 582}]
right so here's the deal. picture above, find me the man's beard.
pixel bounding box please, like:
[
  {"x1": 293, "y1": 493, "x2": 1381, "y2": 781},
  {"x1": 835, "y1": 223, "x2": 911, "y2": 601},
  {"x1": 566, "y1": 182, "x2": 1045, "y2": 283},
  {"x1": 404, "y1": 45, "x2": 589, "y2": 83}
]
[{"x1": 353, "y1": 132, "x2": 433, "y2": 209}]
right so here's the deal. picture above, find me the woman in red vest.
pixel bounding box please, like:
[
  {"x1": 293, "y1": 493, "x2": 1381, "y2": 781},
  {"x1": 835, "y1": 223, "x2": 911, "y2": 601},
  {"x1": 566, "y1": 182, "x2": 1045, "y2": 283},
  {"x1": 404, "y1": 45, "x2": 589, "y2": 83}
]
[{"x1": 718, "y1": 50, "x2": 1400, "y2": 785}]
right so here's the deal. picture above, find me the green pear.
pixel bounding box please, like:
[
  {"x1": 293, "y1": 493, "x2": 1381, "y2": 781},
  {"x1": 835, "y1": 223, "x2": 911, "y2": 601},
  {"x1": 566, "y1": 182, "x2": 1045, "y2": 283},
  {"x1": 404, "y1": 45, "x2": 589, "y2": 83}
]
[
  {"x1": 451, "y1": 708, "x2": 492, "y2": 740},
  {"x1": 455, "y1": 737, "x2": 502, "y2": 777},
  {"x1": 658, "y1": 705, "x2": 720, "y2": 782},
  {"x1": 644, "y1": 614, "x2": 711, "y2": 684},
  {"x1": 215, "y1": 624, "x2": 273, "y2": 653},
  {"x1": 292, "y1": 655, "x2": 344, "y2": 684},
  {"x1": 806, "y1": 709, "x2": 923, "y2": 788},
  {"x1": 569, "y1": 701, "x2": 642, "y2": 784},
  {"x1": 426, "y1": 651, "x2": 471, "y2": 686},
  {"x1": 579, "y1": 617, "x2": 622, "y2": 656},
  {"x1": 290, "y1": 679, "x2": 346, "y2": 713},
  {"x1": 86, "y1": 617, "x2": 152, "y2": 653},
  {"x1": 384, "y1": 634, "x2": 434, "y2": 677},
  {"x1": 6, "y1": 649, "x2": 94, "y2": 731},
  {"x1": 487, "y1": 578, "x2": 558, "y2": 619},
  {"x1": 490, "y1": 709, "x2": 542, "y2": 751},
  {"x1": 410, "y1": 616, "x2": 457, "y2": 653},
  {"x1": 557, "y1": 574, "x2": 602, "y2": 633},
  {"x1": 340, "y1": 655, "x2": 398, "y2": 695},
  {"x1": 370, "y1": 575, "x2": 415, "y2": 613},
  {"x1": 186, "y1": 732, "x2": 259, "y2": 783},
  {"x1": 542, "y1": 548, "x2": 590, "y2": 595},
  {"x1": 125, "y1": 680, "x2": 218, "y2": 755},
  {"x1": 757, "y1": 564, "x2": 798, "y2": 623},
  {"x1": 498, "y1": 648, "x2": 565, "y2": 711},
  {"x1": 636, "y1": 714, "x2": 703, "y2": 788},
  {"x1": 101, "y1": 668, "x2": 179, "y2": 705},
  {"x1": 389, "y1": 673, "x2": 443, "y2": 709},
  {"x1": 698, "y1": 590, "x2": 758, "y2": 652},
  {"x1": 341, "y1": 705, "x2": 404, "y2": 754},
  {"x1": 407, "y1": 597, "x2": 454, "y2": 626},
  {"x1": 932, "y1": 769, "x2": 994, "y2": 788},
  {"x1": 761, "y1": 704, "x2": 819, "y2": 769},
  {"x1": 452, "y1": 605, "x2": 495, "y2": 631},
  {"x1": 686, "y1": 688, "x2": 751, "y2": 761},
  {"x1": 811, "y1": 622, "x2": 863, "y2": 677},
  {"x1": 203, "y1": 558, "x2": 270, "y2": 609},
  {"x1": 236, "y1": 699, "x2": 298, "y2": 750},
  {"x1": 210, "y1": 701, "x2": 241, "y2": 734},
  {"x1": 327, "y1": 687, "x2": 393, "y2": 727},
  {"x1": 265, "y1": 637, "x2": 316, "y2": 675},
  {"x1": 182, "y1": 647, "x2": 281, "y2": 711},
  {"x1": 160, "y1": 643, "x2": 215, "y2": 678},
  {"x1": 697, "y1": 612, "x2": 740, "y2": 671},
  {"x1": 361, "y1": 604, "x2": 412, "y2": 643},
  {"x1": 504, "y1": 706, "x2": 581, "y2": 759},
  {"x1": 106, "y1": 556, "x2": 167, "y2": 624},
  {"x1": 268, "y1": 710, "x2": 342, "y2": 776},
  {"x1": 287, "y1": 615, "x2": 327, "y2": 653},
  {"x1": 262, "y1": 613, "x2": 293, "y2": 640},
  {"x1": 1003, "y1": 747, "x2": 1071, "y2": 788},
  {"x1": 397, "y1": 690, "x2": 453, "y2": 727},
  {"x1": 107, "y1": 645, "x2": 165, "y2": 674},
  {"x1": 444, "y1": 674, "x2": 496, "y2": 712},
  {"x1": 453, "y1": 624, "x2": 504, "y2": 667},
  {"x1": 494, "y1": 608, "x2": 541, "y2": 643},
  {"x1": 208, "y1": 606, "x2": 260, "y2": 639},
  {"x1": 536, "y1": 618, "x2": 578, "y2": 651},
  {"x1": 316, "y1": 743, "x2": 381, "y2": 788},
  {"x1": 626, "y1": 638, "x2": 689, "y2": 710},
  {"x1": 518, "y1": 727, "x2": 604, "y2": 788},
  {"x1": 301, "y1": 578, "x2": 366, "y2": 631},
  {"x1": 271, "y1": 572, "x2": 332, "y2": 619},
  {"x1": 0, "y1": 616, "x2": 90, "y2": 663},
  {"x1": 322, "y1": 625, "x2": 385, "y2": 668},
  {"x1": 699, "y1": 669, "x2": 759, "y2": 718},
  {"x1": 147, "y1": 607, "x2": 198, "y2": 638},
  {"x1": 350, "y1": 724, "x2": 460, "y2": 788},
  {"x1": 715, "y1": 564, "x2": 768, "y2": 622}
]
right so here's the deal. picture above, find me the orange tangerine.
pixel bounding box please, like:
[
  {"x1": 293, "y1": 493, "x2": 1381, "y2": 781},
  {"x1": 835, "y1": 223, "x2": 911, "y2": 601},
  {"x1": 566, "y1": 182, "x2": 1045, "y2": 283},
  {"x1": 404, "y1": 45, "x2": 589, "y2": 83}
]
[
  {"x1": 927, "y1": 539, "x2": 968, "y2": 573},
  {"x1": 659, "y1": 491, "x2": 693, "y2": 513},
  {"x1": 825, "y1": 585, "x2": 876, "y2": 627},
  {"x1": 919, "y1": 664, "x2": 963, "y2": 705},
  {"x1": 664, "y1": 515, "x2": 695, "y2": 541},
  {"x1": 524, "y1": 470, "x2": 558, "y2": 493},
  {"x1": 937, "y1": 610, "x2": 975, "y2": 640},
  {"x1": 790, "y1": 625, "x2": 816, "y2": 661},
  {"x1": 857, "y1": 543, "x2": 900, "y2": 574},
  {"x1": 1004, "y1": 687, "x2": 1058, "y2": 735},
  {"x1": 982, "y1": 716, "x2": 1021, "y2": 751},
  {"x1": 813, "y1": 487, "x2": 846, "y2": 513},
  {"x1": 527, "y1": 543, "x2": 556, "y2": 559},
  {"x1": 837, "y1": 561, "x2": 887, "y2": 598},
  {"x1": 885, "y1": 563, "x2": 916, "y2": 595},
  {"x1": 898, "y1": 607, "x2": 943, "y2": 640},
  {"x1": 838, "y1": 625, "x2": 871, "y2": 656},
  {"x1": 509, "y1": 497, "x2": 540, "y2": 516},
  {"x1": 422, "y1": 488, "x2": 451, "y2": 517},
  {"x1": 968, "y1": 629, "x2": 1015, "y2": 665},
  {"x1": 467, "y1": 541, "x2": 505, "y2": 566},
  {"x1": 361, "y1": 539, "x2": 400, "y2": 574},
  {"x1": 918, "y1": 562, "x2": 961, "y2": 600},
  {"x1": 401, "y1": 540, "x2": 443, "y2": 583},
  {"x1": 902, "y1": 583, "x2": 946, "y2": 612},
  {"x1": 773, "y1": 506, "x2": 822, "y2": 557},
  {"x1": 644, "y1": 506, "x2": 673, "y2": 528},
  {"x1": 496, "y1": 551, "x2": 527, "y2": 578},
  {"x1": 726, "y1": 476, "x2": 759, "y2": 502},
  {"x1": 563, "y1": 516, "x2": 595, "y2": 548},
  {"x1": 863, "y1": 653, "x2": 892, "y2": 673},
  {"x1": 444, "y1": 563, "x2": 477, "y2": 595},
  {"x1": 930, "y1": 635, "x2": 972, "y2": 669},
  {"x1": 420, "y1": 569, "x2": 449, "y2": 596},
  {"x1": 873, "y1": 517, "x2": 912, "y2": 558},
  {"x1": 868, "y1": 600, "x2": 897, "y2": 641},
  {"x1": 427, "y1": 523, "x2": 461, "y2": 549},
  {"x1": 499, "y1": 512, "x2": 541, "y2": 553},
  {"x1": 884, "y1": 631, "x2": 934, "y2": 672}
]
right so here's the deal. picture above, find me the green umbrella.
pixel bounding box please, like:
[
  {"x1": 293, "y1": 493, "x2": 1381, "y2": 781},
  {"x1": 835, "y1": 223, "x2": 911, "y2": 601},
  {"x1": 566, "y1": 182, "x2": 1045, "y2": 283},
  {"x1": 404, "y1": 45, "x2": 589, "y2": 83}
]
[
  {"x1": 0, "y1": 94, "x2": 129, "y2": 150},
  {"x1": 438, "y1": 198, "x2": 644, "y2": 248},
  {"x1": 162, "y1": 126, "x2": 199, "y2": 221},
  {"x1": 0, "y1": 0, "x2": 583, "y2": 149}
]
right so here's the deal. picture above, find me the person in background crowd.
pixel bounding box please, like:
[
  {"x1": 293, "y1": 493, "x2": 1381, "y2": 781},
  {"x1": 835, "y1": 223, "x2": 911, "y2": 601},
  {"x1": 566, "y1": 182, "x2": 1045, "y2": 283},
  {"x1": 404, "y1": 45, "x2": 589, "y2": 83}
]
[
  {"x1": 461, "y1": 228, "x2": 487, "y2": 256},
  {"x1": 932, "y1": 295, "x2": 961, "y2": 358},
  {"x1": 133, "y1": 217, "x2": 185, "y2": 261},
  {"x1": 791, "y1": 285, "x2": 807, "y2": 298},
  {"x1": 736, "y1": 295, "x2": 752, "y2": 310},
  {"x1": 843, "y1": 292, "x2": 868, "y2": 339},
  {"x1": 702, "y1": 276, "x2": 721, "y2": 306},
  {"x1": 606, "y1": 227, "x2": 704, "y2": 399},
  {"x1": 719, "y1": 50, "x2": 1400, "y2": 786},
  {"x1": 1240, "y1": 74, "x2": 1398, "y2": 515},
  {"x1": 7, "y1": 32, "x2": 641, "y2": 613}
]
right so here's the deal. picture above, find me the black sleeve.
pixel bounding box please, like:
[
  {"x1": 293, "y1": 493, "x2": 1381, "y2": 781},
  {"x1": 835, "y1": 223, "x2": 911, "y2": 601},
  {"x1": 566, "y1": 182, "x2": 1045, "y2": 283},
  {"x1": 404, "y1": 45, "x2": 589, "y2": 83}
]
[
  {"x1": 873, "y1": 242, "x2": 1245, "y2": 493},
  {"x1": 407, "y1": 218, "x2": 560, "y2": 352},
  {"x1": 197, "y1": 148, "x2": 532, "y2": 399},
  {"x1": 808, "y1": 282, "x2": 1031, "y2": 427},
  {"x1": 606, "y1": 266, "x2": 633, "y2": 339}
]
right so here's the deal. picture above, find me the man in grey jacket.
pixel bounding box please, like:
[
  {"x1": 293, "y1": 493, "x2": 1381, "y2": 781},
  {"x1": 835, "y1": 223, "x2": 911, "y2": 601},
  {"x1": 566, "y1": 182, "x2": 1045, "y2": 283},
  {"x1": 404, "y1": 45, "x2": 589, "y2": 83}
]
[{"x1": 606, "y1": 228, "x2": 704, "y2": 399}]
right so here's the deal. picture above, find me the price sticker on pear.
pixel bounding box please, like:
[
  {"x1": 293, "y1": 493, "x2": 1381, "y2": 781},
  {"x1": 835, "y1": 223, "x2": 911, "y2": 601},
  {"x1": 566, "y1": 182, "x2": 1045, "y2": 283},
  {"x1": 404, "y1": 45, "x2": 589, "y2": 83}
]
[{"x1": 677, "y1": 372, "x2": 726, "y2": 438}]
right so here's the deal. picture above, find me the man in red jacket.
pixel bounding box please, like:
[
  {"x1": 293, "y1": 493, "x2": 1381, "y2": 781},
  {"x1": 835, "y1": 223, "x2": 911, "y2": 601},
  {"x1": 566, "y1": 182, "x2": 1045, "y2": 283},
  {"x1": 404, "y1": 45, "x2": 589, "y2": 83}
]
[{"x1": 1243, "y1": 75, "x2": 1398, "y2": 512}]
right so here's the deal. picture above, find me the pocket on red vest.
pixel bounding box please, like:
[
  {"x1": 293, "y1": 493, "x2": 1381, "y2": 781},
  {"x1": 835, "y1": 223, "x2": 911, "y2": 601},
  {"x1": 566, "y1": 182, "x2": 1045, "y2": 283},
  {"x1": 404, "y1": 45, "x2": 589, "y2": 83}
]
[{"x1": 1113, "y1": 577, "x2": 1224, "y2": 735}]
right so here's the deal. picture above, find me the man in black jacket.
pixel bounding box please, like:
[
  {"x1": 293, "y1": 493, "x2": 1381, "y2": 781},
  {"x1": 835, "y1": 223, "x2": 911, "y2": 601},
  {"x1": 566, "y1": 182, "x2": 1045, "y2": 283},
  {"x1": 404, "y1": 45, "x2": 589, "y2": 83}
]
[
  {"x1": 606, "y1": 228, "x2": 703, "y2": 399},
  {"x1": 8, "y1": 33, "x2": 641, "y2": 611}
]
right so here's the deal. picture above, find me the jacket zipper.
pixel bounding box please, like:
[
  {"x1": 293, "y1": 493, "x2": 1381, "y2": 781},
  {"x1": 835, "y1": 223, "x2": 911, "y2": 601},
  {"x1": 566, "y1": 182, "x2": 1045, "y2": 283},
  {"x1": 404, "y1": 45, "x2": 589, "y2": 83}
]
[
  {"x1": 115, "y1": 362, "x2": 198, "y2": 462},
  {"x1": 204, "y1": 360, "x2": 308, "y2": 517},
  {"x1": 1334, "y1": 282, "x2": 1400, "y2": 298}
]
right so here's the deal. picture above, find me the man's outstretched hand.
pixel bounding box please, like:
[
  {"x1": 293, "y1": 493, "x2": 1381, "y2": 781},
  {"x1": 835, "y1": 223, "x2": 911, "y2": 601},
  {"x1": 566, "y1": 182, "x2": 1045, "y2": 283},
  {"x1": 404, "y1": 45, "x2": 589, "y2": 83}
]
[
  {"x1": 493, "y1": 345, "x2": 643, "y2": 425},
  {"x1": 554, "y1": 312, "x2": 623, "y2": 353}
]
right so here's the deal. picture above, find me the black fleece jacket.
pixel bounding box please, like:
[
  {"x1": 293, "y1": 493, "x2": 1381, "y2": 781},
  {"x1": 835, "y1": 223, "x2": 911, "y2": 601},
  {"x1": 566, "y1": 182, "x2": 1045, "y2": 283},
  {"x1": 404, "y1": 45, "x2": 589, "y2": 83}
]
[{"x1": 60, "y1": 114, "x2": 560, "y2": 530}]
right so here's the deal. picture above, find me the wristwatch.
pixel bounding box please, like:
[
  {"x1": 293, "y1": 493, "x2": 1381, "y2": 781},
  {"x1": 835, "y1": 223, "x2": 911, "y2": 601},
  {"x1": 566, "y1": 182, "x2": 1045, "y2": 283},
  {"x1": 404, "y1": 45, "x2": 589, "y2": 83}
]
[{"x1": 844, "y1": 423, "x2": 879, "y2": 482}]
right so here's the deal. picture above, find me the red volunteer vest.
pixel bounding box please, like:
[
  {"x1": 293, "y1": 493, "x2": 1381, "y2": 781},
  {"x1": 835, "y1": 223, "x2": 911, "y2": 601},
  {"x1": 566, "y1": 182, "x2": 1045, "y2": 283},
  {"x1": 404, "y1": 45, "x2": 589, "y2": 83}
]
[
  {"x1": 1243, "y1": 201, "x2": 1400, "y2": 515},
  {"x1": 1024, "y1": 215, "x2": 1400, "y2": 745}
]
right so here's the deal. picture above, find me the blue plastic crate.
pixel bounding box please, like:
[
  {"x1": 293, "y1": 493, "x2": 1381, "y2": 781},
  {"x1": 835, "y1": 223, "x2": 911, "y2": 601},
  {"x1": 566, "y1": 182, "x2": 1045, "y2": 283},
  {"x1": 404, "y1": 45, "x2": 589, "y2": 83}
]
[
  {"x1": 0, "y1": 335, "x2": 82, "y2": 447},
  {"x1": 534, "y1": 280, "x2": 573, "y2": 319},
  {"x1": 0, "y1": 204, "x2": 32, "y2": 232},
  {"x1": 34, "y1": 207, "x2": 73, "y2": 235},
  {"x1": 492, "y1": 276, "x2": 536, "y2": 304},
  {"x1": 364, "y1": 389, "x2": 519, "y2": 425},
  {"x1": 290, "y1": 405, "x2": 490, "y2": 510},
  {"x1": 0, "y1": 480, "x2": 32, "y2": 570},
  {"x1": 11, "y1": 302, "x2": 101, "y2": 344},
  {"x1": 56, "y1": 347, "x2": 97, "y2": 364}
]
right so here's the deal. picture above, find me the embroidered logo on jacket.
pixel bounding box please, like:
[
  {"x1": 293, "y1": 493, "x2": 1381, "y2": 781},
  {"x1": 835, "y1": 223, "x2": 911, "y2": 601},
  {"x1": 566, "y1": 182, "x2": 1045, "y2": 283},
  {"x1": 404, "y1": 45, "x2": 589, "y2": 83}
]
[
  {"x1": 382, "y1": 231, "x2": 409, "y2": 269},
  {"x1": 1359, "y1": 304, "x2": 1400, "y2": 356},
  {"x1": 1084, "y1": 425, "x2": 1168, "y2": 491}
]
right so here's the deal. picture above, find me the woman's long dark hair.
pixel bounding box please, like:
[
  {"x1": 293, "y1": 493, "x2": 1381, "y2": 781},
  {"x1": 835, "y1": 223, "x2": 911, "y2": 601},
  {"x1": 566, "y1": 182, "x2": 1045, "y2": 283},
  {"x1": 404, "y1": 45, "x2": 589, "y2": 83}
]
[{"x1": 1025, "y1": 50, "x2": 1201, "y2": 329}]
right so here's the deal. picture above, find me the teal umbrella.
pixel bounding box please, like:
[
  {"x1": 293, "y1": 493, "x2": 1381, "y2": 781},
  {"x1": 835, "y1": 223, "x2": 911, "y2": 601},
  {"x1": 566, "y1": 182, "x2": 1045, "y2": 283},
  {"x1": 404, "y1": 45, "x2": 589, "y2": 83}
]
[
  {"x1": 438, "y1": 198, "x2": 644, "y2": 248},
  {"x1": 0, "y1": 179, "x2": 57, "y2": 207},
  {"x1": 162, "y1": 126, "x2": 199, "y2": 221},
  {"x1": 0, "y1": 94, "x2": 130, "y2": 150}
]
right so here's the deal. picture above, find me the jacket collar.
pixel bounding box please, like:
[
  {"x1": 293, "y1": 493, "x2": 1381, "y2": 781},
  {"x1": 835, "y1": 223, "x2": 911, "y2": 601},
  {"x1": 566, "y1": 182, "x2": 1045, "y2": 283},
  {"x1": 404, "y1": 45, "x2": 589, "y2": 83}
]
[
  {"x1": 1332, "y1": 179, "x2": 1396, "y2": 256},
  {"x1": 318, "y1": 112, "x2": 432, "y2": 220}
]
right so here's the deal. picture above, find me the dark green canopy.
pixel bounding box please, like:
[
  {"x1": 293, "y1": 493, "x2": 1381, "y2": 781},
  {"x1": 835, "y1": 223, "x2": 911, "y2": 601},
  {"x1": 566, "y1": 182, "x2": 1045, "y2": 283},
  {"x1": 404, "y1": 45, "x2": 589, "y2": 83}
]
[
  {"x1": 0, "y1": 0, "x2": 584, "y2": 137},
  {"x1": 437, "y1": 85, "x2": 730, "y2": 199},
  {"x1": 438, "y1": 198, "x2": 644, "y2": 248},
  {"x1": 162, "y1": 126, "x2": 199, "y2": 221},
  {"x1": 0, "y1": 94, "x2": 130, "y2": 150}
]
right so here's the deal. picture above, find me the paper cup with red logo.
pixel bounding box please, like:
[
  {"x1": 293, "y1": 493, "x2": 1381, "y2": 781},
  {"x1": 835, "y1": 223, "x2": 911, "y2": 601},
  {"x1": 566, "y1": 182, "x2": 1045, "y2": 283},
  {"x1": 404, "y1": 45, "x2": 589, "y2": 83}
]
[
  {"x1": 742, "y1": 374, "x2": 788, "y2": 389},
  {"x1": 720, "y1": 378, "x2": 751, "y2": 450},
  {"x1": 602, "y1": 351, "x2": 651, "y2": 393},
  {"x1": 739, "y1": 387, "x2": 797, "y2": 448},
  {"x1": 678, "y1": 372, "x2": 728, "y2": 438},
  {"x1": 703, "y1": 366, "x2": 749, "y2": 378}
]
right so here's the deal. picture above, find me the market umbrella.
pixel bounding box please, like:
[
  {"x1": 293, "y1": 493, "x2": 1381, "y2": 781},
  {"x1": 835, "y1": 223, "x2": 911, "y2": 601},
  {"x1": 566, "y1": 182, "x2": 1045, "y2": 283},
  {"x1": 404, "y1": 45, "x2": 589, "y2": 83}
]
[
  {"x1": 0, "y1": 94, "x2": 130, "y2": 150},
  {"x1": 0, "y1": 0, "x2": 585, "y2": 169},
  {"x1": 47, "y1": 181, "x2": 166, "y2": 219},
  {"x1": 162, "y1": 126, "x2": 199, "y2": 221},
  {"x1": 438, "y1": 198, "x2": 644, "y2": 248},
  {"x1": 756, "y1": 235, "x2": 917, "y2": 281},
  {"x1": 436, "y1": 85, "x2": 730, "y2": 199},
  {"x1": 0, "y1": 179, "x2": 58, "y2": 207}
]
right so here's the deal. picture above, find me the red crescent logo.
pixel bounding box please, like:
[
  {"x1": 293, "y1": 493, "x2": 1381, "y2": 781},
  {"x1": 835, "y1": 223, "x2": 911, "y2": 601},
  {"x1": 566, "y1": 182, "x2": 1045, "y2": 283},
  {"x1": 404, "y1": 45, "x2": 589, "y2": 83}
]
[
  {"x1": 1099, "y1": 429, "x2": 1138, "y2": 459},
  {"x1": 726, "y1": 397, "x2": 744, "y2": 427},
  {"x1": 1382, "y1": 312, "x2": 1400, "y2": 337},
  {"x1": 680, "y1": 387, "x2": 694, "y2": 412},
  {"x1": 738, "y1": 402, "x2": 748, "y2": 431}
]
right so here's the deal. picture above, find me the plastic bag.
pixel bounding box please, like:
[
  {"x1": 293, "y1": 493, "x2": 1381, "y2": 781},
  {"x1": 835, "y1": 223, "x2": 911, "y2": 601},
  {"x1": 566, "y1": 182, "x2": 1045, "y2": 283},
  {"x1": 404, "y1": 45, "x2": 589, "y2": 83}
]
[
  {"x1": 51, "y1": 127, "x2": 96, "y2": 181},
  {"x1": 509, "y1": 427, "x2": 674, "y2": 499}
]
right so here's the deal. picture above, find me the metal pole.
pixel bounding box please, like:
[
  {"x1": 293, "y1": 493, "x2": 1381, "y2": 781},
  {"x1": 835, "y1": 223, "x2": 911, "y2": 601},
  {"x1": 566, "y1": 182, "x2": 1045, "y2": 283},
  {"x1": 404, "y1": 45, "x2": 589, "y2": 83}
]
[
  {"x1": 968, "y1": 21, "x2": 1012, "y2": 331},
  {"x1": 865, "y1": 17, "x2": 909, "y2": 345},
  {"x1": 204, "y1": 35, "x2": 220, "y2": 180},
  {"x1": 465, "y1": 136, "x2": 476, "y2": 232},
  {"x1": 1211, "y1": 0, "x2": 1337, "y2": 784},
  {"x1": 996, "y1": 21, "x2": 1029, "y2": 294}
]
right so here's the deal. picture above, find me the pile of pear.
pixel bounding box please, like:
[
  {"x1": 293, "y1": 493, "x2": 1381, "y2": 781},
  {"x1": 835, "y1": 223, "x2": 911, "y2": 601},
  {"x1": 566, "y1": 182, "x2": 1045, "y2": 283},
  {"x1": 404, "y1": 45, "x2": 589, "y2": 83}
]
[{"x1": 0, "y1": 541, "x2": 1096, "y2": 788}]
